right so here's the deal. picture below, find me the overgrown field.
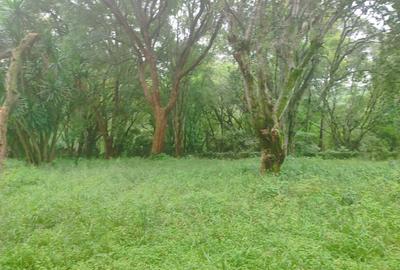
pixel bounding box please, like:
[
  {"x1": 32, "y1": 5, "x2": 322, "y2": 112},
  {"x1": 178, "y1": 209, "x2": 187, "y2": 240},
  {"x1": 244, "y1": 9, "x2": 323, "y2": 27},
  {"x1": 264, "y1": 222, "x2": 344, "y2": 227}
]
[{"x1": 0, "y1": 157, "x2": 399, "y2": 269}]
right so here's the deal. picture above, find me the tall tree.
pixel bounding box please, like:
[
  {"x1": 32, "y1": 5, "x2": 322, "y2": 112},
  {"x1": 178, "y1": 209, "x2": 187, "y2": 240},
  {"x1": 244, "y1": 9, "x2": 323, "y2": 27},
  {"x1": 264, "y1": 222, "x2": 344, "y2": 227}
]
[
  {"x1": 0, "y1": 33, "x2": 39, "y2": 170},
  {"x1": 101, "y1": 0, "x2": 222, "y2": 154},
  {"x1": 225, "y1": 0, "x2": 355, "y2": 173}
]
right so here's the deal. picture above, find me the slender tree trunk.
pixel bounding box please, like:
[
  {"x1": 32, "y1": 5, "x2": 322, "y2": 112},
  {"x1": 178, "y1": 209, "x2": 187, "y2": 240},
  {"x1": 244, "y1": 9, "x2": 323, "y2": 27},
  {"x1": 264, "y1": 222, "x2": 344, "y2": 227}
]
[
  {"x1": 85, "y1": 126, "x2": 98, "y2": 158},
  {"x1": 174, "y1": 111, "x2": 184, "y2": 157},
  {"x1": 151, "y1": 108, "x2": 167, "y2": 155},
  {"x1": 14, "y1": 124, "x2": 33, "y2": 163},
  {"x1": 0, "y1": 107, "x2": 10, "y2": 168},
  {"x1": 319, "y1": 113, "x2": 325, "y2": 151},
  {"x1": 304, "y1": 89, "x2": 312, "y2": 132},
  {"x1": 95, "y1": 111, "x2": 114, "y2": 159},
  {"x1": 285, "y1": 109, "x2": 296, "y2": 156},
  {"x1": 173, "y1": 86, "x2": 186, "y2": 157},
  {"x1": 103, "y1": 136, "x2": 114, "y2": 159}
]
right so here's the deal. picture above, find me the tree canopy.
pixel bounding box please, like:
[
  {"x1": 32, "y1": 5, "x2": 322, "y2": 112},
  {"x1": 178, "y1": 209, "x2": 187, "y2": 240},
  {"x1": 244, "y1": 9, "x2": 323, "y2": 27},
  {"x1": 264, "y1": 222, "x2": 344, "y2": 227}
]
[{"x1": 0, "y1": 0, "x2": 399, "y2": 172}]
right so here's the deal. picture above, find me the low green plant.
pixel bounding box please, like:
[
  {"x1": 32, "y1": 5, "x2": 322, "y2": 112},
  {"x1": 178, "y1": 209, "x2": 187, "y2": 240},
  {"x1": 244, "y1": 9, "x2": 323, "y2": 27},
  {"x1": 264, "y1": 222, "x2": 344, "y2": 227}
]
[{"x1": 0, "y1": 158, "x2": 399, "y2": 269}]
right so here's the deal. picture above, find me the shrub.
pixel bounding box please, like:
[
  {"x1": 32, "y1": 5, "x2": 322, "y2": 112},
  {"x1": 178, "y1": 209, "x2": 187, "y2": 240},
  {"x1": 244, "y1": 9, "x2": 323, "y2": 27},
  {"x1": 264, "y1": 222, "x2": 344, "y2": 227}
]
[
  {"x1": 294, "y1": 131, "x2": 320, "y2": 157},
  {"x1": 360, "y1": 135, "x2": 398, "y2": 160},
  {"x1": 319, "y1": 147, "x2": 359, "y2": 159}
]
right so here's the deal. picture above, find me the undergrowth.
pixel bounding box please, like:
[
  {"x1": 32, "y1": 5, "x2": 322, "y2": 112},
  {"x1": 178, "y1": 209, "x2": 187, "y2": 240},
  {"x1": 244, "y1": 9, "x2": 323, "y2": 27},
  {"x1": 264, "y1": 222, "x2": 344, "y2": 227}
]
[{"x1": 0, "y1": 157, "x2": 399, "y2": 269}]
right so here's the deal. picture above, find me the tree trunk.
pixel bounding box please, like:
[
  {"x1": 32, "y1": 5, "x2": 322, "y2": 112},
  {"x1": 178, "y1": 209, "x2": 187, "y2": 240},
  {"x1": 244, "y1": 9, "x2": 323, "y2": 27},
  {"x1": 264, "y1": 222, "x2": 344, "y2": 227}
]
[
  {"x1": 258, "y1": 126, "x2": 286, "y2": 174},
  {"x1": 85, "y1": 126, "x2": 98, "y2": 158},
  {"x1": 103, "y1": 136, "x2": 114, "y2": 159},
  {"x1": 0, "y1": 107, "x2": 10, "y2": 169},
  {"x1": 174, "y1": 111, "x2": 184, "y2": 157},
  {"x1": 285, "y1": 109, "x2": 296, "y2": 156},
  {"x1": 319, "y1": 113, "x2": 325, "y2": 151},
  {"x1": 14, "y1": 124, "x2": 34, "y2": 163},
  {"x1": 304, "y1": 89, "x2": 312, "y2": 132},
  {"x1": 95, "y1": 110, "x2": 114, "y2": 159},
  {"x1": 151, "y1": 109, "x2": 167, "y2": 155},
  {"x1": 173, "y1": 86, "x2": 186, "y2": 157},
  {"x1": 0, "y1": 33, "x2": 39, "y2": 172}
]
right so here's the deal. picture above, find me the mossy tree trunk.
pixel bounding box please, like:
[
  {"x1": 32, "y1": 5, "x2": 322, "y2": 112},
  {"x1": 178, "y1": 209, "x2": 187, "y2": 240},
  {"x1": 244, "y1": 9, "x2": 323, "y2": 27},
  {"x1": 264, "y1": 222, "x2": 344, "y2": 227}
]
[
  {"x1": 258, "y1": 125, "x2": 286, "y2": 174},
  {"x1": 225, "y1": 0, "x2": 337, "y2": 173}
]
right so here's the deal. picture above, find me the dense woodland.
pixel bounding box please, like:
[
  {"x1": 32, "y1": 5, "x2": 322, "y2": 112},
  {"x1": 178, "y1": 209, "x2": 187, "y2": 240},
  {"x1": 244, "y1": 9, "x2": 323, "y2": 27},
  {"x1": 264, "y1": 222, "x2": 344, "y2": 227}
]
[{"x1": 0, "y1": 0, "x2": 399, "y2": 172}]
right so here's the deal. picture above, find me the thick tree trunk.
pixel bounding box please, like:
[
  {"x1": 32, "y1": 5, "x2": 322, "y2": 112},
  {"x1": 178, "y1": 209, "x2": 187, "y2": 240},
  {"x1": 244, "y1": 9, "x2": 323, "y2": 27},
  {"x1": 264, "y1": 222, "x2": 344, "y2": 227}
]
[
  {"x1": 258, "y1": 126, "x2": 286, "y2": 174},
  {"x1": 151, "y1": 109, "x2": 167, "y2": 155}
]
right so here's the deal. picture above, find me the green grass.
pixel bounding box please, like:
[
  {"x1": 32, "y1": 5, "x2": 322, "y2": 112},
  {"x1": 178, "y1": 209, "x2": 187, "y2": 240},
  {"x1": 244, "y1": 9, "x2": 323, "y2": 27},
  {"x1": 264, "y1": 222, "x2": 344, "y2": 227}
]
[{"x1": 0, "y1": 157, "x2": 399, "y2": 270}]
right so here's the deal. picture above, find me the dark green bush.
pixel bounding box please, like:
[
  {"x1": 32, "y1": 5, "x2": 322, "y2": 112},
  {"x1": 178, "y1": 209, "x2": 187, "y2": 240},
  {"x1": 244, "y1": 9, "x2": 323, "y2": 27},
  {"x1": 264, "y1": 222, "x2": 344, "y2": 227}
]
[
  {"x1": 294, "y1": 131, "x2": 320, "y2": 157},
  {"x1": 196, "y1": 151, "x2": 260, "y2": 159},
  {"x1": 360, "y1": 135, "x2": 398, "y2": 160},
  {"x1": 319, "y1": 147, "x2": 359, "y2": 159}
]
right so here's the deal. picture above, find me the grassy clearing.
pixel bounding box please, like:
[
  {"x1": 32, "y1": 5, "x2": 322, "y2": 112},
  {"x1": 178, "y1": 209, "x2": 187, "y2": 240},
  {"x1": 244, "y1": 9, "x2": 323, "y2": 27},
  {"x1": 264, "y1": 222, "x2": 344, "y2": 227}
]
[{"x1": 0, "y1": 157, "x2": 399, "y2": 269}]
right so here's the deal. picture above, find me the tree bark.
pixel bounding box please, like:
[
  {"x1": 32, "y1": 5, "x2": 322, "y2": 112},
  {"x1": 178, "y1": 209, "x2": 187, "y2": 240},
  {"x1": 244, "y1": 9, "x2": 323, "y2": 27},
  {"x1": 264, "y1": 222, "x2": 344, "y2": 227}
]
[
  {"x1": 258, "y1": 126, "x2": 286, "y2": 174},
  {"x1": 103, "y1": 136, "x2": 114, "y2": 159},
  {"x1": 319, "y1": 112, "x2": 325, "y2": 151},
  {"x1": 151, "y1": 108, "x2": 167, "y2": 155},
  {"x1": 0, "y1": 33, "x2": 39, "y2": 172},
  {"x1": 173, "y1": 83, "x2": 187, "y2": 157},
  {"x1": 173, "y1": 110, "x2": 184, "y2": 157},
  {"x1": 285, "y1": 108, "x2": 297, "y2": 156}
]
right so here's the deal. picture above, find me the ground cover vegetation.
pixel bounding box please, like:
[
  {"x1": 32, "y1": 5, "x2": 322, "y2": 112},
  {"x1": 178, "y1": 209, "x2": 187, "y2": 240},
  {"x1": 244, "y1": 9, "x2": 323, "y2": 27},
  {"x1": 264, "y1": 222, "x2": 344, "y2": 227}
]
[{"x1": 1, "y1": 157, "x2": 399, "y2": 269}]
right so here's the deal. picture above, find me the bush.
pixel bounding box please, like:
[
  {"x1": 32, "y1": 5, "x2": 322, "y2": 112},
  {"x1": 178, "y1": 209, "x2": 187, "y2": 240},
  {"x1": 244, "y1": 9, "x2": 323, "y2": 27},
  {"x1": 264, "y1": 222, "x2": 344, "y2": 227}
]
[
  {"x1": 319, "y1": 147, "x2": 359, "y2": 159},
  {"x1": 294, "y1": 131, "x2": 320, "y2": 157},
  {"x1": 148, "y1": 153, "x2": 174, "y2": 160},
  {"x1": 207, "y1": 130, "x2": 258, "y2": 153},
  {"x1": 196, "y1": 151, "x2": 260, "y2": 159},
  {"x1": 125, "y1": 130, "x2": 153, "y2": 157},
  {"x1": 360, "y1": 135, "x2": 398, "y2": 160}
]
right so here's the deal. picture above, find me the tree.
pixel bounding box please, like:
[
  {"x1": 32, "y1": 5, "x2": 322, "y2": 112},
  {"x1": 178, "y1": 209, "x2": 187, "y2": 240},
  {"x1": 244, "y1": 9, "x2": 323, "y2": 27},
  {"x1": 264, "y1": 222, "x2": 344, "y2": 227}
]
[
  {"x1": 101, "y1": 0, "x2": 222, "y2": 154},
  {"x1": 0, "y1": 33, "x2": 39, "y2": 170},
  {"x1": 225, "y1": 0, "x2": 352, "y2": 173}
]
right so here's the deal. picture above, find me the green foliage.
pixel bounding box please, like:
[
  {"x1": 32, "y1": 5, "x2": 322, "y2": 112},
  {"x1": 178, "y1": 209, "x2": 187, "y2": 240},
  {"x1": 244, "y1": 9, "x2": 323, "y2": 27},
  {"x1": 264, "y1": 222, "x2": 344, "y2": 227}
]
[
  {"x1": 360, "y1": 135, "x2": 399, "y2": 160},
  {"x1": 319, "y1": 147, "x2": 359, "y2": 159},
  {"x1": 294, "y1": 131, "x2": 320, "y2": 157},
  {"x1": 148, "y1": 153, "x2": 173, "y2": 160},
  {"x1": 0, "y1": 0, "x2": 399, "y2": 163},
  {"x1": 197, "y1": 151, "x2": 259, "y2": 159},
  {"x1": 0, "y1": 158, "x2": 399, "y2": 269}
]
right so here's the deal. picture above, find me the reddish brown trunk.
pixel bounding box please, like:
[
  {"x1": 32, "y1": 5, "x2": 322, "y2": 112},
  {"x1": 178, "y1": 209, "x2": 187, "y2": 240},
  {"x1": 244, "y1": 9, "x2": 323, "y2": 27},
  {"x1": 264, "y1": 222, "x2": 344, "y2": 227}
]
[
  {"x1": 258, "y1": 127, "x2": 286, "y2": 174},
  {"x1": 151, "y1": 109, "x2": 167, "y2": 155}
]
